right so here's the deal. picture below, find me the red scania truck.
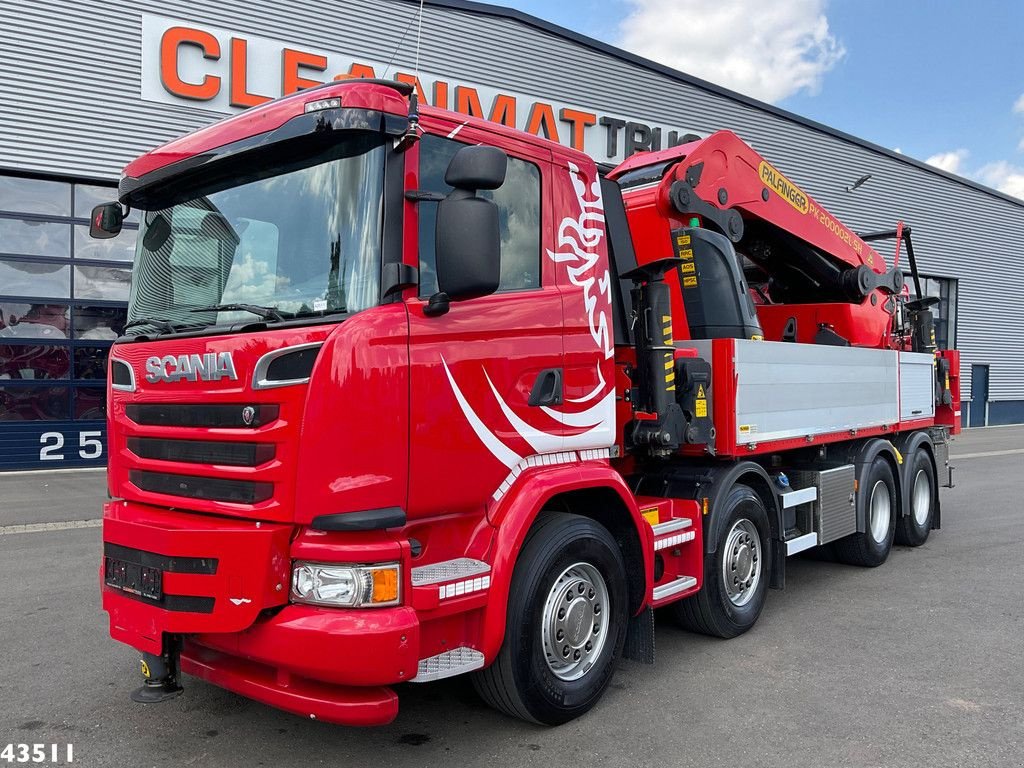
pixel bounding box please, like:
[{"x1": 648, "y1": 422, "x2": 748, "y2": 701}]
[{"x1": 93, "y1": 78, "x2": 960, "y2": 726}]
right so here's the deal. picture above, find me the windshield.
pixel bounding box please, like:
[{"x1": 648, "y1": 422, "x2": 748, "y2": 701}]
[{"x1": 126, "y1": 134, "x2": 386, "y2": 333}]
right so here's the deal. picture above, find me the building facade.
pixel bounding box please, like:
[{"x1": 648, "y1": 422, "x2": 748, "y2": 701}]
[{"x1": 1, "y1": 0, "x2": 1019, "y2": 469}]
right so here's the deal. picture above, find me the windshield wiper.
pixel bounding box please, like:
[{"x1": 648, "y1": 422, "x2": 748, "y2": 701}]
[
  {"x1": 188, "y1": 303, "x2": 289, "y2": 322},
  {"x1": 122, "y1": 317, "x2": 191, "y2": 334}
]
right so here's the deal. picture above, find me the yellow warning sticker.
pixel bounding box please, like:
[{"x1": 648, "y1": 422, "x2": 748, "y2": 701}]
[
  {"x1": 739, "y1": 425, "x2": 751, "y2": 433},
  {"x1": 679, "y1": 248, "x2": 694, "y2": 260},
  {"x1": 676, "y1": 235, "x2": 691, "y2": 246},
  {"x1": 141, "y1": 660, "x2": 151, "y2": 679},
  {"x1": 683, "y1": 275, "x2": 698, "y2": 287},
  {"x1": 695, "y1": 399, "x2": 707, "y2": 418},
  {"x1": 696, "y1": 384, "x2": 706, "y2": 399},
  {"x1": 641, "y1": 507, "x2": 660, "y2": 526},
  {"x1": 680, "y1": 261, "x2": 696, "y2": 273}
]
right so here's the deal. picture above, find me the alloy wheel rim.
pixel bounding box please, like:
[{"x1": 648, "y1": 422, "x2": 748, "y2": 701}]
[
  {"x1": 541, "y1": 562, "x2": 610, "y2": 682},
  {"x1": 722, "y1": 519, "x2": 761, "y2": 607},
  {"x1": 869, "y1": 479, "x2": 892, "y2": 543},
  {"x1": 912, "y1": 468, "x2": 931, "y2": 526}
]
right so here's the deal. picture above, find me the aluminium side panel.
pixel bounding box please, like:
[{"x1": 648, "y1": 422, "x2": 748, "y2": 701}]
[{"x1": 732, "y1": 340, "x2": 899, "y2": 444}]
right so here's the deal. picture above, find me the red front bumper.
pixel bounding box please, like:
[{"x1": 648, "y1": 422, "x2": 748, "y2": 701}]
[{"x1": 101, "y1": 500, "x2": 418, "y2": 726}]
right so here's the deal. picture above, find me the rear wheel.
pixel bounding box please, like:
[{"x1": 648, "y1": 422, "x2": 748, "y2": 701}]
[
  {"x1": 834, "y1": 456, "x2": 897, "y2": 567},
  {"x1": 669, "y1": 484, "x2": 770, "y2": 639},
  {"x1": 895, "y1": 447, "x2": 936, "y2": 546},
  {"x1": 472, "y1": 513, "x2": 628, "y2": 725}
]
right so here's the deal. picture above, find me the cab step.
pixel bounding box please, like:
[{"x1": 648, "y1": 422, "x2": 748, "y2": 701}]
[
  {"x1": 652, "y1": 517, "x2": 695, "y2": 551},
  {"x1": 652, "y1": 575, "x2": 698, "y2": 602},
  {"x1": 411, "y1": 647, "x2": 485, "y2": 683},
  {"x1": 785, "y1": 531, "x2": 818, "y2": 556}
]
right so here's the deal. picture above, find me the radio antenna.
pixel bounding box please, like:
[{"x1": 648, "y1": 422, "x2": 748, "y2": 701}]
[
  {"x1": 413, "y1": 0, "x2": 426, "y2": 82},
  {"x1": 394, "y1": 0, "x2": 426, "y2": 152}
]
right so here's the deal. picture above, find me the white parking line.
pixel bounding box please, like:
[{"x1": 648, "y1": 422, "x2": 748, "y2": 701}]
[
  {"x1": 950, "y1": 448, "x2": 1024, "y2": 460},
  {"x1": 0, "y1": 519, "x2": 102, "y2": 536}
]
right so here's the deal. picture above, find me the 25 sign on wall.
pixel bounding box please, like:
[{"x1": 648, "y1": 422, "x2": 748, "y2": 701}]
[{"x1": 39, "y1": 430, "x2": 103, "y2": 461}]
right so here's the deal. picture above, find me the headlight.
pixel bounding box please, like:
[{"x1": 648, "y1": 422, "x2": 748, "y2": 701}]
[{"x1": 290, "y1": 562, "x2": 401, "y2": 607}]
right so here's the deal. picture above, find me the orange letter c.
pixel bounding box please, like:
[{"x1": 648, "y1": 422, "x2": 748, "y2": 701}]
[{"x1": 160, "y1": 26, "x2": 221, "y2": 101}]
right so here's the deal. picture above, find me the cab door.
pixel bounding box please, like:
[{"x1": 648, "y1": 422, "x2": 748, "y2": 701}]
[{"x1": 406, "y1": 121, "x2": 564, "y2": 519}]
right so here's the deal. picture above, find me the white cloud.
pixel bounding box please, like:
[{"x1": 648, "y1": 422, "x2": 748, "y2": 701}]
[
  {"x1": 617, "y1": 0, "x2": 845, "y2": 103},
  {"x1": 1013, "y1": 94, "x2": 1024, "y2": 114},
  {"x1": 977, "y1": 161, "x2": 1024, "y2": 200},
  {"x1": 925, "y1": 149, "x2": 969, "y2": 175}
]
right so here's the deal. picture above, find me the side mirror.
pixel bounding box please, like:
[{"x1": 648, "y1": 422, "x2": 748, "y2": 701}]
[
  {"x1": 445, "y1": 145, "x2": 507, "y2": 191},
  {"x1": 89, "y1": 202, "x2": 123, "y2": 239},
  {"x1": 427, "y1": 146, "x2": 507, "y2": 313},
  {"x1": 434, "y1": 192, "x2": 501, "y2": 303}
]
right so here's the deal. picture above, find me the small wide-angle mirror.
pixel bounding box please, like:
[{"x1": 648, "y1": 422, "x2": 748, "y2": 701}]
[{"x1": 89, "y1": 202, "x2": 124, "y2": 239}]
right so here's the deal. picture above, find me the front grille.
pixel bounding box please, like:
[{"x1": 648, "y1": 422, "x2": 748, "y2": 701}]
[
  {"x1": 128, "y1": 437, "x2": 275, "y2": 467},
  {"x1": 131, "y1": 470, "x2": 273, "y2": 504},
  {"x1": 126, "y1": 403, "x2": 279, "y2": 428}
]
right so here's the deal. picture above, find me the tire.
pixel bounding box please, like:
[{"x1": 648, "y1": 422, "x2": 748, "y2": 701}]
[
  {"x1": 669, "y1": 484, "x2": 770, "y2": 639},
  {"x1": 895, "y1": 447, "x2": 936, "y2": 547},
  {"x1": 472, "y1": 512, "x2": 628, "y2": 725},
  {"x1": 834, "y1": 456, "x2": 897, "y2": 567}
]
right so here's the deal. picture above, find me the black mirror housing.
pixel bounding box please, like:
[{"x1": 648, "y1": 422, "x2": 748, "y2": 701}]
[
  {"x1": 445, "y1": 145, "x2": 507, "y2": 190},
  {"x1": 89, "y1": 202, "x2": 124, "y2": 239},
  {"x1": 435, "y1": 191, "x2": 501, "y2": 301}
]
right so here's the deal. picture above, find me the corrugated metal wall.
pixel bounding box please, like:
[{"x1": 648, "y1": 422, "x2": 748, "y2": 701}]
[{"x1": 2, "y1": 0, "x2": 1021, "y2": 404}]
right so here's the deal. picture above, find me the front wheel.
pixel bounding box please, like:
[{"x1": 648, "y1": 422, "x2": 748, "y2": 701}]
[
  {"x1": 669, "y1": 484, "x2": 771, "y2": 639},
  {"x1": 472, "y1": 512, "x2": 628, "y2": 725}
]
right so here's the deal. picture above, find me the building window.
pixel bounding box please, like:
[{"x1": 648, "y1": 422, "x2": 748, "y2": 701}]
[
  {"x1": 416, "y1": 133, "x2": 542, "y2": 296},
  {"x1": 905, "y1": 274, "x2": 957, "y2": 349},
  {"x1": 0, "y1": 175, "x2": 137, "y2": 467}
]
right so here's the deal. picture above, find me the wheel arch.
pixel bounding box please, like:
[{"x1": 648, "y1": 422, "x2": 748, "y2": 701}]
[
  {"x1": 632, "y1": 460, "x2": 783, "y2": 588},
  {"x1": 481, "y1": 464, "x2": 654, "y2": 661}
]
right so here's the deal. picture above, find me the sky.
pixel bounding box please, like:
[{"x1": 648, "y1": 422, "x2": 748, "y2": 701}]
[{"x1": 490, "y1": 0, "x2": 1024, "y2": 198}]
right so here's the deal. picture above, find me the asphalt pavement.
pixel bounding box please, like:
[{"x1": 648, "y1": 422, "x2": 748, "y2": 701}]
[{"x1": 1, "y1": 427, "x2": 1022, "y2": 767}]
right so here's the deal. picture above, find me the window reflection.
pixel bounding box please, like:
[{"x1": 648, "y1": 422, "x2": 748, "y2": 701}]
[
  {"x1": 74, "y1": 386, "x2": 106, "y2": 420},
  {"x1": 74, "y1": 225, "x2": 136, "y2": 262},
  {"x1": 0, "y1": 303, "x2": 69, "y2": 338},
  {"x1": 73, "y1": 346, "x2": 109, "y2": 379},
  {"x1": 0, "y1": 344, "x2": 70, "y2": 380},
  {"x1": 72, "y1": 305, "x2": 125, "y2": 340},
  {"x1": 0, "y1": 177, "x2": 71, "y2": 217},
  {"x1": 0, "y1": 385, "x2": 69, "y2": 420},
  {"x1": 0, "y1": 259, "x2": 71, "y2": 299},
  {"x1": 73, "y1": 265, "x2": 131, "y2": 300},
  {"x1": 0, "y1": 218, "x2": 71, "y2": 258}
]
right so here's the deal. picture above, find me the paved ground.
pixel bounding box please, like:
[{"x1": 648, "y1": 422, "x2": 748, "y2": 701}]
[{"x1": 1, "y1": 427, "x2": 1022, "y2": 767}]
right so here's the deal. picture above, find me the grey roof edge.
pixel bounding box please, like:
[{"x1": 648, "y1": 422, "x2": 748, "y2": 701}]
[{"x1": 409, "y1": 0, "x2": 1024, "y2": 210}]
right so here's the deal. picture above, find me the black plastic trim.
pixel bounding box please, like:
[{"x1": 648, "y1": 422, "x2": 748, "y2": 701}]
[
  {"x1": 126, "y1": 403, "x2": 279, "y2": 428},
  {"x1": 130, "y1": 470, "x2": 273, "y2": 504},
  {"x1": 127, "y1": 437, "x2": 275, "y2": 467},
  {"x1": 311, "y1": 507, "x2": 407, "y2": 531},
  {"x1": 104, "y1": 542, "x2": 218, "y2": 574}
]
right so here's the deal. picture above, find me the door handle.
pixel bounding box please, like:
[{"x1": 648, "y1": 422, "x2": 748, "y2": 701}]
[{"x1": 529, "y1": 368, "x2": 563, "y2": 407}]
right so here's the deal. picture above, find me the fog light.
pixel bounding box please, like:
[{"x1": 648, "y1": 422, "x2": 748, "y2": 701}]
[{"x1": 290, "y1": 562, "x2": 400, "y2": 607}]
